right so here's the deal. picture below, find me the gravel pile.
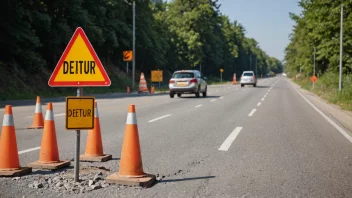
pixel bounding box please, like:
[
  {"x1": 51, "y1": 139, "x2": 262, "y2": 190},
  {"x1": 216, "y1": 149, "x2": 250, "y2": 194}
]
[{"x1": 25, "y1": 168, "x2": 110, "y2": 194}]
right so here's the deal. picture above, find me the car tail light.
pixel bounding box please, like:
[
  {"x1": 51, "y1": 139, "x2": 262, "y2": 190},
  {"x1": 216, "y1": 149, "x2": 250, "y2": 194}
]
[
  {"x1": 169, "y1": 80, "x2": 175, "y2": 84},
  {"x1": 190, "y1": 78, "x2": 197, "y2": 83},
  {"x1": 252, "y1": 76, "x2": 255, "y2": 79}
]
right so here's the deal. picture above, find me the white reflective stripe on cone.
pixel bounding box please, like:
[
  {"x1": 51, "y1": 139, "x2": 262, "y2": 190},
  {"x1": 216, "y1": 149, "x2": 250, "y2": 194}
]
[
  {"x1": 94, "y1": 107, "x2": 99, "y2": 118},
  {"x1": 3, "y1": 114, "x2": 14, "y2": 126},
  {"x1": 35, "y1": 103, "x2": 42, "y2": 113},
  {"x1": 126, "y1": 113, "x2": 137, "y2": 124},
  {"x1": 45, "y1": 110, "x2": 54, "y2": 121}
]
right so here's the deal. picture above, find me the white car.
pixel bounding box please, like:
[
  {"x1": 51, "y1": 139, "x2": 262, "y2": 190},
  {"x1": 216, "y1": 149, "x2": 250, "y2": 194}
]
[
  {"x1": 169, "y1": 70, "x2": 207, "y2": 98},
  {"x1": 240, "y1": 71, "x2": 257, "y2": 87}
]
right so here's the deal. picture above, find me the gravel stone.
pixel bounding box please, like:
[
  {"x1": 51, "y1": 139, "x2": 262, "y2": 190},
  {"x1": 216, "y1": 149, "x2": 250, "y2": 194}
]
[
  {"x1": 88, "y1": 180, "x2": 94, "y2": 187},
  {"x1": 102, "y1": 184, "x2": 110, "y2": 188},
  {"x1": 32, "y1": 181, "x2": 44, "y2": 189},
  {"x1": 91, "y1": 185, "x2": 102, "y2": 190},
  {"x1": 55, "y1": 182, "x2": 63, "y2": 188},
  {"x1": 12, "y1": 177, "x2": 20, "y2": 181},
  {"x1": 93, "y1": 176, "x2": 103, "y2": 182},
  {"x1": 53, "y1": 176, "x2": 62, "y2": 182},
  {"x1": 64, "y1": 183, "x2": 71, "y2": 191}
]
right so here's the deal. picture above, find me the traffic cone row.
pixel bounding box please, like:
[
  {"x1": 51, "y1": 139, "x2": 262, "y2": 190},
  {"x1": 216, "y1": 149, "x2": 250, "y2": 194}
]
[
  {"x1": 106, "y1": 104, "x2": 155, "y2": 187},
  {"x1": 232, "y1": 73, "x2": 237, "y2": 85},
  {"x1": 1, "y1": 98, "x2": 155, "y2": 187},
  {"x1": 28, "y1": 103, "x2": 70, "y2": 170},
  {"x1": 138, "y1": 73, "x2": 149, "y2": 93},
  {"x1": 0, "y1": 105, "x2": 32, "y2": 176},
  {"x1": 80, "y1": 102, "x2": 112, "y2": 162},
  {"x1": 28, "y1": 96, "x2": 44, "y2": 129},
  {"x1": 150, "y1": 86, "x2": 155, "y2": 94}
]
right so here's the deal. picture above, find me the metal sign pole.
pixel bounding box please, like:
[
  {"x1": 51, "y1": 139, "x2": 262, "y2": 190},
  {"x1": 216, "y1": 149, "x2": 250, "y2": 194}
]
[
  {"x1": 74, "y1": 87, "x2": 82, "y2": 182},
  {"x1": 221, "y1": 73, "x2": 222, "y2": 83},
  {"x1": 126, "y1": 62, "x2": 129, "y2": 74}
]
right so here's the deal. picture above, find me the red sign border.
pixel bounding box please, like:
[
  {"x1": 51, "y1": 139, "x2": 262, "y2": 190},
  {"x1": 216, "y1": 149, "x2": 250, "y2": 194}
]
[{"x1": 48, "y1": 27, "x2": 111, "y2": 87}]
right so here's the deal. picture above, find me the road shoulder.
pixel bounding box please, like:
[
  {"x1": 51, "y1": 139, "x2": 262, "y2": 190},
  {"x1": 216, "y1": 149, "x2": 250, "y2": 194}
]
[{"x1": 290, "y1": 79, "x2": 352, "y2": 134}]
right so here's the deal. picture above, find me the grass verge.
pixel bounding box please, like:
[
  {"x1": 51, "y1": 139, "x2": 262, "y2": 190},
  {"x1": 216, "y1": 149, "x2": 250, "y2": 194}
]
[{"x1": 292, "y1": 72, "x2": 352, "y2": 111}]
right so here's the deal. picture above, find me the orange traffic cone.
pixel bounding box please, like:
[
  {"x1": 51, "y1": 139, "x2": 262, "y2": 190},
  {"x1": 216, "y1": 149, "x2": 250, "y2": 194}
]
[
  {"x1": 232, "y1": 73, "x2": 237, "y2": 85},
  {"x1": 0, "y1": 105, "x2": 32, "y2": 176},
  {"x1": 28, "y1": 96, "x2": 44, "y2": 129},
  {"x1": 138, "y1": 73, "x2": 149, "y2": 93},
  {"x1": 80, "y1": 102, "x2": 112, "y2": 162},
  {"x1": 106, "y1": 105, "x2": 155, "y2": 187},
  {"x1": 28, "y1": 103, "x2": 70, "y2": 170},
  {"x1": 127, "y1": 86, "x2": 130, "y2": 94}
]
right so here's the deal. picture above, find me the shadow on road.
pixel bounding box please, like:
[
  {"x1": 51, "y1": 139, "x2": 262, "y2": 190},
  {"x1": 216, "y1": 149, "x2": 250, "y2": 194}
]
[
  {"x1": 177, "y1": 96, "x2": 220, "y2": 99},
  {"x1": 158, "y1": 176, "x2": 215, "y2": 183},
  {"x1": 254, "y1": 85, "x2": 270, "y2": 88}
]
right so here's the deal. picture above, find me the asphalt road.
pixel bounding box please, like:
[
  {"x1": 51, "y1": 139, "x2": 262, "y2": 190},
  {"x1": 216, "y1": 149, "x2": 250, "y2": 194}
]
[{"x1": 1, "y1": 77, "x2": 352, "y2": 198}]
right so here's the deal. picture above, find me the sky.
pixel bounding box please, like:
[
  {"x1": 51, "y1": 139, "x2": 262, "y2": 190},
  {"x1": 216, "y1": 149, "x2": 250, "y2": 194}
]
[{"x1": 219, "y1": 0, "x2": 302, "y2": 61}]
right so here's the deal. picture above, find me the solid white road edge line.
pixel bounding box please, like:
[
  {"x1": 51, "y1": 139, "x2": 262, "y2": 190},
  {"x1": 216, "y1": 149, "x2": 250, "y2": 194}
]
[
  {"x1": 195, "y1": 104, "x2": 203, "y2": 108},
  {"x1": 248, "y1": 109, "x2": 257, "y2": 117},
  {"x1": 18, "y1": 146, "x2": 41, "y2": 155},
  {"x1": 148, "y1": 114, "x2": 172, "y2": 123},
  {"x1": 257, "y1": 102, "x2": 261, "y2": 107},
  {"x1": 290, "y1": 80, "x2": 352, "y2": 143},
  {"x1": 218, "y1": 127, "x2": 243, "y2": 151},
  {"x1": 261, "y1": 98, "x2": 265, "y2": 101}
]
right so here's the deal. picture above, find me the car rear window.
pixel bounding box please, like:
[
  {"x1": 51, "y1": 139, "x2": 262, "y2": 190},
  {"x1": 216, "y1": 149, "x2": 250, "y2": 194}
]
[
  {"x1": 243, "y1": 73, "x2": 254, "y2": 76},
  {"x1": 172, "y1": 72, "x2": 194, "y2": 78}
]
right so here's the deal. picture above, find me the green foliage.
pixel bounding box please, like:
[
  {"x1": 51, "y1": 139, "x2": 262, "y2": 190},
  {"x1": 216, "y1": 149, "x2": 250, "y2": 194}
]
[
  {"x1": 0, "y1": 0, "x2": 282, "y2": 100},
  {"x1": 285, "y1": 0, "x2": 352, "y2": 75}
]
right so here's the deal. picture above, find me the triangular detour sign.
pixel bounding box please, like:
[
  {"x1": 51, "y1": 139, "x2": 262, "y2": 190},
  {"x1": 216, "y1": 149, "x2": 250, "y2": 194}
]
[{"x1": 48, "y1": 27, "x2": 111, "y2": 87}]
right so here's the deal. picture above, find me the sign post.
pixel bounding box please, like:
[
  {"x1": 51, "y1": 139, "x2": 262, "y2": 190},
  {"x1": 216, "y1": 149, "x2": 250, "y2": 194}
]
[
  {"x1": 48, "y1": 27, "x2": 110, "y2": 182},
  {"x1": 75, "y1": 88, "x2": 82, "y2": 182},
  {"x1": 311, "y1": 75, "x2": 318, "y2": 88},
  {"x1": 220, "y1": 69, "x2": 224, "y2": 83},
  {"x1": 123, "y1": 50, "x2": 133, "y2": 86}
]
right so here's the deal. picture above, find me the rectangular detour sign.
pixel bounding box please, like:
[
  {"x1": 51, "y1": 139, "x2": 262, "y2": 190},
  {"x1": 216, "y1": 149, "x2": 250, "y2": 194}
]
[
  {"x1": 151, "y1": 70, "x2": 163, "y2": 82},
  {"x1": 66, "y1": 97, "x2": 95, "y2": 130}
]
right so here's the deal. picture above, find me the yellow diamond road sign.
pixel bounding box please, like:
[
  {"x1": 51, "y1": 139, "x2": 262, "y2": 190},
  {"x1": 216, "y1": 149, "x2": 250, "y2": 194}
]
[
  {"x1": 48, "y1": 27, "x2": 111, "y2": 87},
  {"x1": 66, "y1": 97, "x2": 95, "y2": 130}
]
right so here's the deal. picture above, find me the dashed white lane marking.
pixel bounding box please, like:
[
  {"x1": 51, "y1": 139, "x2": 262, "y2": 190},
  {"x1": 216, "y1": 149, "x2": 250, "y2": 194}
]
[
  {"x1": 148, "y1": 114, "x2": 172, "y2": 123},
  {"x1": 248, "y1": 109, "x2": 257, "y2": 117},
  {"x1": 218, "y1": 127, "x2": 243, "y2": 151},
  {"x1": 261, "y1": 98, "x2": 265, "y2": 101},
  {"x1": 18, "y1": 146, "x2": 41, "y2": 155},
  {"x1": 290, "y1": 81, "x2": 352, "y2": 143},
  {"x1": 257, "y1": 102, "x2": 261, "y2": 107},
  {"x1": 210, "y1": 99, "x2": 217, "y2": 102},
  {"x1": 195, "y1": 104, "x2": 203, "y2": 108},
  {"x1": 55, "y1": 113, "x2": 65, "y2": 117},
  {"x1": 219, "y1": 96, "x2": 224, "y2": 99},
  {"x1": 264, "y1": 94, "x2": 267, "y2": 98}
]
